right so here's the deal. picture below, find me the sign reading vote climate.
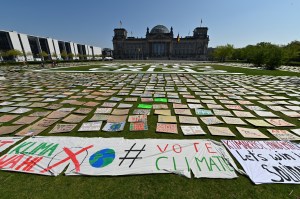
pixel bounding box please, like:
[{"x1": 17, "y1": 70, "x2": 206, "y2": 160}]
[
  {"x1": 0, "y1": 136, "x2": 238, "y2": 179},
  {"x1": 222, "y1": 140, "x2": 300, "y2": 184}
]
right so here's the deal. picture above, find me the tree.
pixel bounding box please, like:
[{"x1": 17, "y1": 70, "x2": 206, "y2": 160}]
[
  {"x1": 83, "y1": 54, "x2": 88, "y2": 60},
  {"x1": 26, "y1": 52, "x2": 33, "y2": 56},
  {"x1": 51, "y1": 52, "x2": 58, "y2": 60},
  {"x1": 61, "y1": 50, "x2": 68, "y2": 60},
  {"x1": 77, "y1": 53, "x2": 83, "y2": 60},
  {"x1": 283, "y1": 41, "x2": 300, "y2": 63},
  {"x1": 5, "y1": 49, "x2": 23, "y2": 61},
  {"x1": 242, "y1": 42, "x2": 283, "y2": 69},
  {"x1": 213, "y1": 44, "x2": 234, "y2": 62},
  {"x1": 25, "y1": 52, "x2": 33, "y2": 61},
  {"x1": 39, "y1": 51, "x2": 49, "y2": 61},
  {"x1": 68, "y1": 53, "x2": 74, "y2": 60},
  {"x1": 232, "y1": 48, "x2": 245, "y2": 61},
  {"x1": 245, "y1": 44, "x2": 265, "y2": 67},
  {"x1": 0, "y1": 50, "x2": 5, "y2": 61},
  {"x1": 264, "y1": 44, "x2": 283, "y2": 70}
]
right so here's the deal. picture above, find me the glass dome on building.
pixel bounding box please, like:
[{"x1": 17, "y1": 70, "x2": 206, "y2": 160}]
[{"x1": 150, "y1": 25, "x2": 169, "y2": 34}]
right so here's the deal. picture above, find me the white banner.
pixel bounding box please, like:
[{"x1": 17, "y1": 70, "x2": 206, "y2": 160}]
[
  {"x1": 0, "y1": 137, "x2": 23, "y2": 152},
  {"x1": 0, "y1": 137, "x2": 238, "y2": 179},
  {"x1": 222, "y1": 140, "x2": 300, "y2": 184}
]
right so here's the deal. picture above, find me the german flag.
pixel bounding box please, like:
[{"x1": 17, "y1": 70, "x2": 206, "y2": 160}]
[{"x1": 177, "y1": 33, "x2": 180, "y2": 43}]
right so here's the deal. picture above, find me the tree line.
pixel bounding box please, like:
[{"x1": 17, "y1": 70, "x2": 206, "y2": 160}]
[
  {"x1": 0, "y1": 49, "x2": 100, "y2": 62},
  {"x1": 212, "y1": 41, "x2": 300, "y2": 70}
]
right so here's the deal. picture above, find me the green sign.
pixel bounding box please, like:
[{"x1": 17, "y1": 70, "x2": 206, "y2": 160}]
[
  {"x1": 154, "y1": 98, "x2": 168, "y2": 103},
  {"x1": 138, "y1": 104, "x2": 152, "y2": 109}
]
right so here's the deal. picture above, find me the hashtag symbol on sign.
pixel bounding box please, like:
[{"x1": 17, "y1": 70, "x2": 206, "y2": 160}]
[{"x1": 119, "y1": 143, "x2": 146, "y2": 168}]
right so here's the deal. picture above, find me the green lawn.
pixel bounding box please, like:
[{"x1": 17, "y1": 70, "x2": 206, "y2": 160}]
[{"x1": 1, "y1": 62, "x2": 300, "y2": 199}]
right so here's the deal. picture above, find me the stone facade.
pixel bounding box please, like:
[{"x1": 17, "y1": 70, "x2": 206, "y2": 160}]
[{"x1": 113, "y1": 25, "x2": 209, "y2": 60}]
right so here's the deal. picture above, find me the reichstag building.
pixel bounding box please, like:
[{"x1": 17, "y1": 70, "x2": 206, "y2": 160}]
[{"x1": 113, "y1": 25, "x2": 209, "y2": 60}]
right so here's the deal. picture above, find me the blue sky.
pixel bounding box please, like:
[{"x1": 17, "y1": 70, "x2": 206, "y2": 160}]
[{"x1": 0, "y1": 0, "x2": 299, "y2": 48}]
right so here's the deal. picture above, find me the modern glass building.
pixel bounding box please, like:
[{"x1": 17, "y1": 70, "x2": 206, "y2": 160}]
[{"x1": 0, "y1": 30, "x2": 102, "y2": 62}]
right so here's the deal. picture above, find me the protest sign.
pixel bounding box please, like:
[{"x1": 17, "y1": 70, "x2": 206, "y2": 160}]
[
  {"x1": 0, "y1": 137, "x2": 23, "y2": 152},
  {"x1": 0, "y1": 136, "x2": 238, "y2": 179},
  {"x1": 222, "y1": 140, "x2": 300, "y2": 184}
]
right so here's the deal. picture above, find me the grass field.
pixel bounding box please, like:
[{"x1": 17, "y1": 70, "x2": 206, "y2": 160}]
[{"x1": 0, "y1": 62, "x2": 299, "y2": 199}]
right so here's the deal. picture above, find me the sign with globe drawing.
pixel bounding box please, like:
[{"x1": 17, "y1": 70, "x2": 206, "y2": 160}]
[{"x1": 0, "y1": 136, "x2": 239, "y2": 179}]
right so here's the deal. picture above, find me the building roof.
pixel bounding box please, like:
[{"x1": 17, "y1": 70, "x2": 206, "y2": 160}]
[{"x1": 150, "y1": 25, "x2": 169, "y2": 34}]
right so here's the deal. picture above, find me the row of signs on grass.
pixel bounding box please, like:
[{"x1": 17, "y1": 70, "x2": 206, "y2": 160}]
[{"x1": 0, "y1": 137, "x2": 299, "y2": 184}]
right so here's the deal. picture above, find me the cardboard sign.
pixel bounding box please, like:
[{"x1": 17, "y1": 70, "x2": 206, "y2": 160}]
[
  {"x1": 179, "y1": 116, "x2": 199, "y2": 124},
  {"x1": 222, "y1": 117, "x2": 247, "y2": 125},
  {"x1": 89, "y1": 114, "x2": 109, "y2": 121},
  {"x1": 267, "y1": 129, "x2": 300, "y2": 141},
  {"x1": 154, "y1": 98, "x2": 167, "y2": 103},
  {"x1": 200, "y1": 117, "x2": 224, "y2": 125},
  {"x1": 246, "y1": 119, "x2": 273, "y2": 127},
  {"x1": 153, "y1": 104, "x2": 168, "y2": 109},
  {"x1": 107, "y1": 115, "x2": 127, "y2": 123},
  {"x1": 128, "y1": 115, "x2": 147, "y2": 123},
  {"x1": 133, "y1": 109, "x2": 151, "y2": 115},
  {"x1": 156, "y1": 123, "x2": 178, "y2": 134},
  {"x1": 0, "y1": 125, "x2": 23, "y2": 135},
  {"x1": 208, "y1": 126, "x2": 235, "y2": 137},
  {"x1": 15, "y1": 125, "x2": 47, "y2": 136},
  {"x1": 138, "y1": 104, "x2": 152, "y2": 109},
  {"x1": 158, "y1": 115, "x2": 177, "y2": 123},
  {"x1": 181, "y1": 126, "x2": 206, "y2": 135},
  {"x1": 11, "y1": 108, "x2": 32, "y2": 114},
  {"x1": 0, "y1": 107, "x2": 17, "y2": 113},
  {"x1": 49, "y1": 124, "x2": 77, "y2": 134},
  {"x1": 74, "y1": 108, "x2": 93, "y2": 115},
  {"x1": 174, "y1": 109, "x2": 192, "y2": 116},
  {"x1": 154, "y1": 109, "x2": 171, "y2": 116},
  {"x1": 195, "y1": 109, "x2": 213, "y2": 116},
  {"x1": 265, "y1": 119, "x2": 295, "y2": 127},
  {"x1": 173, "y1": 104, "x2": 188, "y2": 109},
  {"x1": 13, "y1": 116, "x2": 40, "y2": 125},
  {"x1": 62, "y1": 114, "x2": 86, "y2": 123},
  {"x1": 291, "y1": 129, "x2": 300, "y2": 136},
  {"x1": 29, "y1": 111, "x2": 51, "y2": 117},
  {"x1": 117, "y1": 103, "x2": 133, "y2": 108},
  {"x1": 95, "y1": 108, "x2": 112, "y2": 114},
  {"x1": 101, "y1": 102, "x2": 117, "y2": 108},
  {"x1": 233, "y1": 111, "x2": 255, "y2": 118},
  {"x1": 129, "y1": 122, "x2": 148, "y2": 131},
  {"x1": 111, "y1": 109, "x2": 130, "y2": 115},
  {"x1": 102, "y1": 122, "x2": 125, "y2": 132},
  {"x1": 254, "y1": 111, "x2": 279, "y2": 118},
  {"x1": 78, "y1": 122, "x2": 103, "y2": 132},
  {"x1": 0, "y1": 115, "x2": 19, "y2": 123},
  {"x1": 213, "y1": 110, "x2": 233, "y2": 117},
  {"x1": 236, "y1": 127, "x2": 269, "y2": 139},
  {"x1": 84, "y1": 101, "x2": 100, "y2": 107},
  {"x1": 47, "y1": 111, "x2": 70, "y2": 119}
]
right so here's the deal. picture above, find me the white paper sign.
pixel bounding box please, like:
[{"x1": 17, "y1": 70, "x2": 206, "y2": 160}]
[
  {"x1": 0, "y1": 137, "x2": 238, "y2": 179},
  {"x1": 0, "y1": 137, "x2": 23, "y2": 152},
  {"x1": 222, "y1": 140, "x2": 300, "y2": 184}
]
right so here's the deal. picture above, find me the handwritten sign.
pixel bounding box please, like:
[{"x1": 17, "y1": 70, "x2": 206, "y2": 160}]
[
  {"x1": 222, "y1": 140, "x2": 300, "y2": 184},
  {"x1": 0, "y1": 137, "x2": 23, "y2": 152},
  {"x1": 0, "y1": 136, "x2": 239, "y2": 179}
]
